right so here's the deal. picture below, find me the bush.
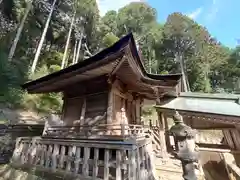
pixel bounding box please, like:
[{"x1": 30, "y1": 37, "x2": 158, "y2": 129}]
[{"x1": 21, "y1": 92, "x2": 62, "y2": 114}]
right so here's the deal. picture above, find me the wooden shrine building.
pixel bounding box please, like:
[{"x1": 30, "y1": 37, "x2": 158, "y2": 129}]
[
  {"x1": 11, "y1": 33, "x2": 182, "y2": 180},
  {"x1": 22, "y1": 33, "x2": 181, "y2": 129}
]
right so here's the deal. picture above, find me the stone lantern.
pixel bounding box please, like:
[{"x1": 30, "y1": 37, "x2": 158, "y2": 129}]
[{"x1": 169, "y1": 111, "x2": 199, "y2": 180}]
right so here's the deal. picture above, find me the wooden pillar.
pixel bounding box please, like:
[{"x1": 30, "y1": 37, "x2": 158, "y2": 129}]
[
  {"x1": 131, "y1": 99, "x2": 137, "y2": 124},
  {"x1": 163, "y1": 114, "x2": 172, "y2": 153},
  {"x1": 80, "y1": 98, "x2": 86, "y2": 126},
  {"x1": 230, "y1": 128, "x2": 240, "y2": 167},
  {"x1": 107, "y1": 88, "x2": 113, "y2": 124},
  {"x1": 158, "y1": 112, "x2": 168, "y2": 158},
  {"x1": 135, "y1": 98, "x2": 141, "y2": 125}
]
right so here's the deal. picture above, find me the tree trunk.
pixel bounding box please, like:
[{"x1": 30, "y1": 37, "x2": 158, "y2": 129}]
[
  {"x1": 8, "y1": 2, "x2": 32, "y2": 61},
  {"x1": 75, "y1": 33, "x2": 83, "y2": 64},
  {"x1": 84, "y1": 43, "x2": 93, "y2": 57},
  {"x1": 66, "y1": 44, "x2": 73, "y2": 67},
  {"x1": 148, "y1": 49, "x2": 152, "y2": 74},
  {"x1": 72, "y1": 40, "x2": 77, "y2": 64},
  {"x1": 177, "y1": 53, "x2": 189, "y2": 92},
  {"x1": 61, "y1": 11, "x2": 76, "y2": 69},
  {"x1": 31, "y1": 0, "x2": 57, "y2": 73}
]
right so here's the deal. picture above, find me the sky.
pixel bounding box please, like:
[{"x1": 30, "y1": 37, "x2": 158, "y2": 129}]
[{"x1": 96, "y1": 0, "x2": 240, "y2": 48}]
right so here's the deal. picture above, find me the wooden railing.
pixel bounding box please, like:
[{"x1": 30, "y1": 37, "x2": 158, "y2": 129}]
[
  {"x1": 226, "y1": 162, "x2": 240, "y2": 180},
  {"x1": 11, "y1": 136, "x2": 156, "y2": 180},
  {"x1": 43, "y1": 124, "x2": 147, "y2": 141},
  {"x1": 199, "y1": 147, "x2": 240, "y2": 180},
  {"x1": 222, "y1": 152, "x2": 240, "y2": 180},
  {"x1": 147, "y1": 128, "x2": 161, "y2": 153}
]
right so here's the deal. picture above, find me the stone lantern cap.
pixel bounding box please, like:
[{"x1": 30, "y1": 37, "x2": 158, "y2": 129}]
[{"x1": 170, "y1": 111, "x2": 197, "y2": 138}]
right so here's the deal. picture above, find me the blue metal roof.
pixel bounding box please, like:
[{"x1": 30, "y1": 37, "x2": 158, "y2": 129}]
[{"x1": 156, "y1": 92, "x2": 240, "y2": 117}]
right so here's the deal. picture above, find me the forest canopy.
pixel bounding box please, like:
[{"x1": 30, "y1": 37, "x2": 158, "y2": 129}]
[{"x1": 0, "y1": 0, "x2": 239, "y2": 113}]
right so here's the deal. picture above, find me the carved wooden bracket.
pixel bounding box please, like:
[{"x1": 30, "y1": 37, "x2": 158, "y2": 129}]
[{"x1": 152, "y1": 87, "x2": 160, "y2": 104}]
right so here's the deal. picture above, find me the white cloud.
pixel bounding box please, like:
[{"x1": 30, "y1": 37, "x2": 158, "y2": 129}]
[
  {"x1": 187, "y1": 7, "x2": 203, "y2": 19},
  {"x1": 96, "y1": 0, "x2": 143, "y2": 16}
]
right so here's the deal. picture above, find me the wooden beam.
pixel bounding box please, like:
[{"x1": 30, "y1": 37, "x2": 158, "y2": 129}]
[
  {"x1": 159, "y1": 109, "x2": 240, "y2": 126},
  {"x1": 27, "y1": 52, "x2": 124, "y2": 93},
  {"x1": 193, "y1": 127, "x2": 235, "y2": 130},
  {"x1": 197, "y1": 143, "x2": 230, "y2": 149},
  {"x1": 110, "y1": 56, "x2": 125, "y2": 76}
]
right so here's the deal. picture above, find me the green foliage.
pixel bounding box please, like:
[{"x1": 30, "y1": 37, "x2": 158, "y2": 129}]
[
  {"x1": 101, "y1": 10, "x2": 118, "y2": 35},
  {"x1": 102, "y1": 33, "x2": 119, "y2": 47},
  {"x1": 39, "y1": 50, "x2": 63, "y2": 67},
  {"x1": 101, "y1": 2, "x2": 161, "y2": 74},
  {"x1": 142, "y1": 106, "x2": 154, "y2": 117},
  {"x1": 0, "y1": 50, "x2": 27, "y2": 107},
  {"x1": 117, "y1": 2, "x2": 157, "y2": 36},
  {"x1": 22, "y1": 92, "x2": 62, "y2": 113},
  {"x1": 22, "y1": 65, "x2": 62, "y2": 113}
]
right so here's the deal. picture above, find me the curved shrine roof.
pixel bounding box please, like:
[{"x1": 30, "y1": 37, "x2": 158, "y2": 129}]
[{"x1": 22, "y1": 33, "x2": 182, "y2": 95}]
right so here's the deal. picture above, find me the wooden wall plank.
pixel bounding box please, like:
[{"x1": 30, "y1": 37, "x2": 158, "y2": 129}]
[
  {"x1": 63, "y1": 98, "x2": 83, "y2": 124},
  {"x1": 85, "y1": 92, "x2": 108, "y2": 120},
  {"x1": 63, "y1": 75, "x2": 108, "y2": 98}
]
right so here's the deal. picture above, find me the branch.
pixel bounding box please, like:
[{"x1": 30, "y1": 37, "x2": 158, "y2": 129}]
[{"x1": 84, "y1": 43, "x2": 93, "y2": 56}]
